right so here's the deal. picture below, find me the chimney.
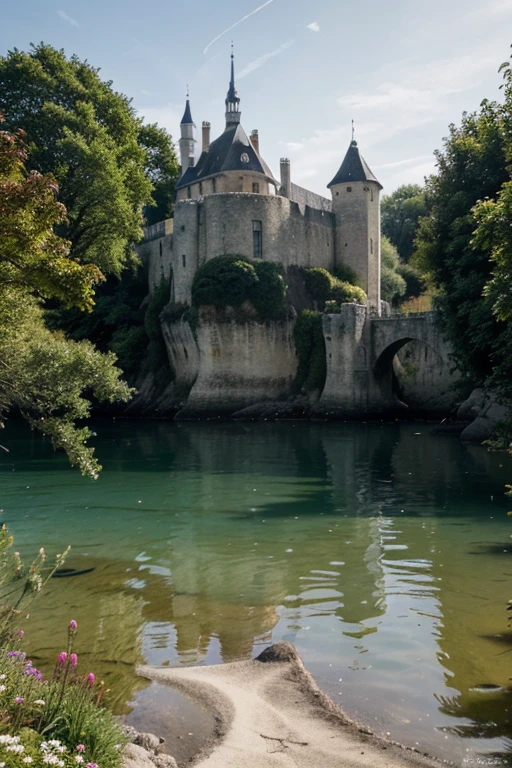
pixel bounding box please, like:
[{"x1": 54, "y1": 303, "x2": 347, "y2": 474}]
[
  {"x1": 250, "y1": 129, "x2": 260, "y2": 154},
  {"x1": 202, "y1": 121, "x2": 211, "y2": 154},
  {"x1": 280, "y1": 158, "x2": 291, "y2": 199}
]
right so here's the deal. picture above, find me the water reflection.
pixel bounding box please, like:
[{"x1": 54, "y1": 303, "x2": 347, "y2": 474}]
[{"x1": 2, "y1": 421, "x2": 512, "y2": 765}]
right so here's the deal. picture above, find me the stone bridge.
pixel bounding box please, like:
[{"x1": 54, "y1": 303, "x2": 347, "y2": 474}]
[{"x1": 318, "y1": 305, "x2": 455, "y2": 415}]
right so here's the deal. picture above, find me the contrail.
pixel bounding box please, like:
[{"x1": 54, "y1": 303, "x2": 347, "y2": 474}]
[{"x1": 203, "y1": 0, "x2": 275, "y2": 54}]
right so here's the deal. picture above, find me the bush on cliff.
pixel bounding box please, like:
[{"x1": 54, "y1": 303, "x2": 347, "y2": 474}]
[
  {"x1": 293, "y1": 310, "x2": 326, "y2": 394},
  {"x1": 191, "y1": 255, "x2": 287, "y2": 320},
  {"x1": 303, "y1": 268, "x2": 367, "y2": 310}
]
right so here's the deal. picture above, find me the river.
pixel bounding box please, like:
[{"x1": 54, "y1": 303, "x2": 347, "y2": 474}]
[{"x1": 1, "y1": 420, "x2": 511, "y2": 765}]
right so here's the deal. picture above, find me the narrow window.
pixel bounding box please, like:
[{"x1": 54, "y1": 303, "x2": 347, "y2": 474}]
[
  {"x1": 212, "y1": 178, "x2": 216, "y2": 193},
  {"x1": 187, "y1": 186, "x2": 191, "y2": 199},
  {"x1": 252, "y1": 182, "x2": 260, "y2": 194},
  {"x1": 370, "y1": 239, "x2": 373, "y2": 254},
  {"x1": 159, "y1": 242, "x2": 162, "y2": 257},
  {"x1": 182, "y1": 254, "x2": 187, "y2": 268},
  {"x1": 199, "y1": 182, "x2": 203, "y2": 195},
  {"x1": 252, "y1": 220, "x2": 262, "y2": 259},
  {"x1": 371, "y1": 187, "x2": 374, "y2": 201}
]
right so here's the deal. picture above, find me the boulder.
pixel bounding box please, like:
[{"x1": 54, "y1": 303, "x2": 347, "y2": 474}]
[
  {"x1": 457, "y1": 388, "x2": 486, "y2": 420},
  {"x1": 123, "y1": 743, "x2": 156, "y2": 768},
  {"x1": 134, "y1": 733, "x2": 165, "y2": 752}
]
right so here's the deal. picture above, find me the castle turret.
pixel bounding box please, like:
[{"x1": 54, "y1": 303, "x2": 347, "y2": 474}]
[
  {"x1": 179, "y1": 92, "x2": 196, "y2": 175},
  {"x1": 328, "y1": 139, "x2": 382, "y2": 312},
  {"x1": 225, "y1": 49, "x2": 241, "y2": 127}
]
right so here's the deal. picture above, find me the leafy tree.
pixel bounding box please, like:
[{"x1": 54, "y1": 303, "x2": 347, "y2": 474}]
[
  {"x1": 303, "y1": 267, "x2": 367, "y2": 309},
  {"x1": 0, "y1": 43, "x2": 179, "y2": 275},
  {"x1": 0, "y1": 121, "x2": 131, "y2": 478},
  {"x1": 381, "y1": 236, "x2": 406, "y2": 305},
  {"x1": 413, "y1": 99, "x2": 508, "y2": 389},
  {"x1": 139, "y1": 122, "x2": 180, "y2": 225},
  {"x1": 381, "y1": 184, "x2": 428, "y2": 262},
  {"x1": 293, "y1": 310, "x2": 326, "y2": 394}
]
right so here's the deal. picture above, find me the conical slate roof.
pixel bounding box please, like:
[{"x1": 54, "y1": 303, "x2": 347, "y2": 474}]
[
  {"x1": 328, "y1": 140, "x2": 382, "y2": 189},
  {"x1": 180, "y1": 99, "x2": 193, "y2": 125},
  {"x1": 176, "y1": 123, "x2": 276, "y2": 189}
]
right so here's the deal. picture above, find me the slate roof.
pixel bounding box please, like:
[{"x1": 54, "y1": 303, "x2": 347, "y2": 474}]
[
  {"x1": 327, "y1": 140, "x2": 382, "y2": 189},
  {"x1": 176, "y1": 123, "x2": 277, "y2": 189},
  {"x1": 180, "y1": 99, "x2": 193, "y2": 125}
]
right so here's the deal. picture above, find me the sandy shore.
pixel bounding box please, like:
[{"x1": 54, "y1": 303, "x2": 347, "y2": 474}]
[{"x1": 138, "y1": 642, "x2": 442, "y2": 768}]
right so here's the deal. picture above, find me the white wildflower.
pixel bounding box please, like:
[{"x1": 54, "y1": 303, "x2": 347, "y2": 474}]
[
  {"x1": 34, "y1": 699, "x2": 45, "y2": 705},
  {"x1": 23, "y1": 758, "x2": 34, "y2": 764},
  {"x1": 0, "y1": 685, "x2": 6, "y2": 693},
  {"x1": 0, "y1": 674, "x2": 5, "y2": 680},
  {"x1": 74, "y1": 757, "x2": 84, "y2": 764},
  {"x1": 7, "y1": 744, "x2": 24, "y2": 753}
]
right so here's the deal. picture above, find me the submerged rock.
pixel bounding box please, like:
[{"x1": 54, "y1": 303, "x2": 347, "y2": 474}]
[{"x1": 459, "y1": 389, "x2": 510, "y2": 443}]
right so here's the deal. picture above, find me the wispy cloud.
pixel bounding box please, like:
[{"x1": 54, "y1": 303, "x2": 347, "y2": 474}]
[
  {"x1": 466, "y1": 0, "x2": 512, "y2": 21},
  {"x1": 373, "y1": 154, "x2": 433, "y2": 171},
  {"x1": 238, "y1": 40, "x2": 294, "y2": 80},
  {"x1": 307, "y1": 21, "x2": 320, "y2": 32},
  {"x1": 57, "y1": 10, "x2": 79, "y2": 27},
  {"x1": 203, "y1": 0, "x2": 275, "y2": 54}
]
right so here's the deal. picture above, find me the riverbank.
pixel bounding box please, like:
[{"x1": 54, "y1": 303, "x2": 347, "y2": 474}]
[{"x1": 137, "y1": 642, "x2": 441, "y2": 768}]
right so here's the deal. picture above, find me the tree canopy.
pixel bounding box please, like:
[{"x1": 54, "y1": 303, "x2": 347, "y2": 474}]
[
  {"x1": 381, "y1": 184, "x2": 427, "y2": 263},
  {"x1": 0, "y1": 43, "x2": 179, "y2": 274},
  {"x1": 381, "y1": 236, "x2": 407, "y2": 305},
  {"x1": 0, "y1": 121, "x2": 131, "y2": 478},
  {"x1": 413, "y1": 96, "x2": 509, "y2": 392}
]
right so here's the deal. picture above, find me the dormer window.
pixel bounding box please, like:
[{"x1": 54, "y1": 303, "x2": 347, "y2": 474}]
[{"x1": 252, "y1": 182, "x2": 260, "y2": 194}]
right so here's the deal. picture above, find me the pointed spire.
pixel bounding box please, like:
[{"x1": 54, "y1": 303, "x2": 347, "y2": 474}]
[
  {"x1": 225, "y1": 43, "x2": 241, "y2": 127},
  {"x1": 180, "y1": 88, "x2": 193, "y2": 126},
  {"x1": 327, "y1": 135, "x2": 382, "y2": 189}
]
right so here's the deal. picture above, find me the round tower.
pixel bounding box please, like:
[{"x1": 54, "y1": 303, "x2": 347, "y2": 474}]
[
  {"x1": 328, "y1": 139, "x2": 382, "y2": 312},
  {"x1": 179, "y1": 92, "x2": 196, "y2": 175}
]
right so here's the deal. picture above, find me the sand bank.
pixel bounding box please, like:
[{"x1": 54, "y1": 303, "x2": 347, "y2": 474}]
[{"x1": 138, "y1": 642, "x2": 441, "y2": 768}]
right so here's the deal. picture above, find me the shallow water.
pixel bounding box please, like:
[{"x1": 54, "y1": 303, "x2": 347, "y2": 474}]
[{"x1": 2, "y1": 420, "x2": 512, "y2": 765}]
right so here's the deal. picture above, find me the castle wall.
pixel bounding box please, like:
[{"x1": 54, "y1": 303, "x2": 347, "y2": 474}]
[
  {"x1": 176, "y1": 172, "x2": 273, "y2": 202},
  {"x1": 290, "y1": 183, "x2": 332, "y2": 213},
  {"x1": 177, "y1": 319, "x2": 298, "y2": 417},
  {"x1": 172, "y1": 193, "x2": 335, "y2": 304}
]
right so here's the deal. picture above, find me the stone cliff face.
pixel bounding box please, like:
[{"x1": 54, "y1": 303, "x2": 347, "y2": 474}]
[{"x1": 175, "y1": 317, "x2": 297, "y2": 418}]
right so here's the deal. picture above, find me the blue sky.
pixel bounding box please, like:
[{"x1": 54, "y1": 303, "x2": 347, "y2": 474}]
[{"x1": 2, "y1": 0, "x2": 512, "y2": 195}]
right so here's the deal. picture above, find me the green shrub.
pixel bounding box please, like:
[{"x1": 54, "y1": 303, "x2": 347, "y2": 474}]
[
  {"x1": 303, "y1": 268, "x2": 367, "y2": 309},
  {"x1": 192, "y1": 255, "x2": 258, "y2": 309},
  {"x1": 396, "y1": 263, "x2": 425, "y2": 299},
  {"x1": 333, "y1": 264, "x2": 364, "y2": 289},
  {"x1": 324, "y1": 300, "x2": 340, "y2": 314},
  {"x1": 191, "y1": 255, "x2": 288, "y2": 321},
  {"x1": 331, "y1": 280, "x2": 367, "y2": 305},
  {"x1": 251, "y1": 261, "x2": 287, "y2": 320},
  {"x1": 110, "y1": 326, "x2": 148, "y2": 373},
  {"x1": 293, "y1": 310, "x2": 326, "y2": 394},
  {"x1": 303, "y1": 268, "x2": 333, "y2": 305}
]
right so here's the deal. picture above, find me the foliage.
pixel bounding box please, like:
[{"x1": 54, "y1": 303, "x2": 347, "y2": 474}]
[
  {"x1": 0, "y1": 43, "x2": 178, "y2": 275},
  {"x1": 0, "y1": 625, "x2": 126, "y2": 767},
  {"x1": 396, "y1": 262, "x2": 426, "y2": 300},
  {"x1": 0, "y1": 526, "x2": 68, "y2": 648},
  {"x1": 399, "y1": 294, "x2": 433, "y2": 314},
  {"x1": 303, "y1": 267, "x2": 367, "y2": 310},
  {"x1": 251, "y1": 261, "x2": 288, "y2": 320},
  {"x1": 412, "y1": 97, "x2": 509, "y2": 392},
  {"x1": 0, "y1": 119, "x2": 132, "y2": 478},
  {"x1": 324, "y1": 300, "x2": 340, "y2": 314},
  {"x1": 139, "y1": 122, "x2": 180, "y2": 226},
  {"x1": 333, "y1": 263, "x2": 364, "y2": 288},
  {"x1": 381, "y1": 184, "x2": 428, "y2": 262},
  {"x1": 293, "y1": 310, "x2": 326, "y2": 394},
  {"x1": 191, "y1": 255, "x2": 288, "y2": 321},
  {"x1": 381, "y1": 236, "x2": 407, "y2": 305}
]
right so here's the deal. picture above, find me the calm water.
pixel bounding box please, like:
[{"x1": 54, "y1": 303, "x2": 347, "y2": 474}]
[{"x1": 1, "y1": 420, "x2": 512, "y2": 765}]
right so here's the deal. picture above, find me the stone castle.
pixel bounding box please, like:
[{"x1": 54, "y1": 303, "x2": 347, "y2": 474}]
[
  {"x1": 137, "y1": 54, "x2": 456, "y2": 419},
  {"x1": 141, "y1": 52, "x2": 382, "y2": 312}
]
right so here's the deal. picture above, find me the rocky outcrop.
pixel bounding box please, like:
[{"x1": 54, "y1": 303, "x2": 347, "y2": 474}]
[
  {"x1": 176, "y1": 317, "x2": 298, "y2": 418},
  {"x1": 459, "y1": 389, "x2": 510, "y2": 443},
  {"x1": 122, "y1": 727, "x2": 178, "y2": 768}
]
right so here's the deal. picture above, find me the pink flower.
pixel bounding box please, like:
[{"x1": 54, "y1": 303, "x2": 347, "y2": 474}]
[
  {"x1": 70, "y1": 653, "x2": 78, "y2": 667},
  {"x1": 17, "y1": 629, "x2": 24, "y2": 638},
  {"x1": 86, "y1": 764, "x2": 98, "y2": 768},
  {"x1": 15, "y1": 697, "x2": 24, "y2": 704},
  {"x1": 69, "y1": 620, "x2": 78, "y2": 631},
  {"x1": 86, "y1": 673, "x2": 95, "y2": 686},
  {"x1": 58, "y1": 652, "x2": 68, "y2": 664},
  {"x1": 76, "y1": 745, "x2": 86, "y2": 752}
]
